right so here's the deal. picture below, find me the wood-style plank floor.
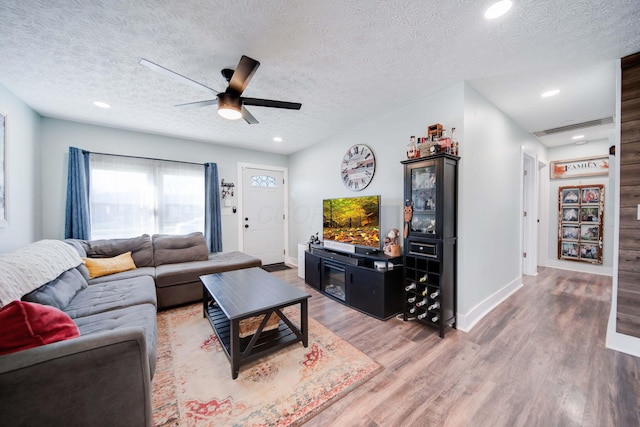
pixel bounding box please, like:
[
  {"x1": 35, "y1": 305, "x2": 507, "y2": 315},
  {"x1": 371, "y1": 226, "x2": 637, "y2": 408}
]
[{"x1": 270, "y1": 266, "x2": 640, "y2": 427}]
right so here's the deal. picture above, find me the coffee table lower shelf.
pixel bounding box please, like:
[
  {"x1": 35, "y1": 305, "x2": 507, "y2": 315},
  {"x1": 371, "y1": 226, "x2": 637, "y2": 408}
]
[{"x1": 205, "y1": 304, "x2": 304, "y2": 378}]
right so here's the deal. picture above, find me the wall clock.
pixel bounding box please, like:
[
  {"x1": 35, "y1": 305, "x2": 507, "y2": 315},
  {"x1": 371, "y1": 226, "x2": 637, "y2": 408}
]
[{"x1": 341, "y1": 144, "x2": 376, "y2": 191}]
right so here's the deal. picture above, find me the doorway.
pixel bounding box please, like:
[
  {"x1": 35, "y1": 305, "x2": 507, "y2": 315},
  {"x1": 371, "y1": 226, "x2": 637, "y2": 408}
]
[{"x1": 238, "y1": 163, "x2": 288, "y2": 265}]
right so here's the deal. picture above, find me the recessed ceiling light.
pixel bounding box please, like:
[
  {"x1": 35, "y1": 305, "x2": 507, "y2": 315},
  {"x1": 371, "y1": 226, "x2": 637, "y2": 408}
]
[
  {"x1": 572, "y1": 135, "x2": 585, "y2": 140},
  {"x1": 93, "y1": 101, "x2": 111, "y2": 109},
  {"x1": 273, "y1": 137, "x2": 283, "y2": 142},
  {"x1": 484, "y1": 1, "x2": 512, "y2": 19},
  {"x1": 575, "y1": 140, "x2": 587, "y2": 145},
  {"x1": 541, "y1": 89, "x2": 560, "y2": 98}
]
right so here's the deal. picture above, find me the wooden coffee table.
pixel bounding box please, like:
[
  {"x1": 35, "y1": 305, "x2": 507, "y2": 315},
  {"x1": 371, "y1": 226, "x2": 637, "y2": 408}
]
[{"x1": 200, "y1": 267, "x2": 311, "y2": 379}]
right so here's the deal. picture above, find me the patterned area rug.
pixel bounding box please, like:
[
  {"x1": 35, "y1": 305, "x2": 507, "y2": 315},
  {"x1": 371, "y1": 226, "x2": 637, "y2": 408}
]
[{"x1": 152, "y1": 304, "x2": 381, "y2": 426}]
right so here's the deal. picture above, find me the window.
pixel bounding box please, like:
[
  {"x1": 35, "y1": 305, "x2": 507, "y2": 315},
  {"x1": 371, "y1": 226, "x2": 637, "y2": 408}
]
[
  {"x1": 89, "y1": 154, "x2": 204, "y2": 239},
  {"x1": 251, "y1": 175, "x2": 277, "y2": 188}
]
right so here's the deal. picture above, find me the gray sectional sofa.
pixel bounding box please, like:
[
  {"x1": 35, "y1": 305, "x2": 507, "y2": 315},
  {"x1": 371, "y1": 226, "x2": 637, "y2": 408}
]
[
  {"x1": 0, "y1": 233, "x2": 261, "y2": 426},
  {"x1": 67, "y1": 232, "x2": 262, "y2": 310}
]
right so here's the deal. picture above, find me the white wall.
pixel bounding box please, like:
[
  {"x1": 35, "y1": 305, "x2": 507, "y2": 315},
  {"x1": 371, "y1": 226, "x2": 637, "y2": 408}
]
[
  {"x1": 456, "y1": 84, "x2": 546, "y2": 330},
  {"x1": 543, "y1": 139, "x2": 613, "y2": 275},
  {"x1": 0, "y1": 83, "x2": 41, "y2": 253},
  {"x1": 288, "y1": 83, "x2": 465, "y2": 255},
  {"x1": 289, "y1": 81, "x2": 549, "y2": 331},
  {"x1": 39, "y1": 118, "x2": 288, "y2": 251}
]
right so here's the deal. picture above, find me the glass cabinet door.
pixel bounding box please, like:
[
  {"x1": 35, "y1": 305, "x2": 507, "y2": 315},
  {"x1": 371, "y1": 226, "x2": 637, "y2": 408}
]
[{"x1": 410, "y1": 164, "x2": 437, "y2": 235}]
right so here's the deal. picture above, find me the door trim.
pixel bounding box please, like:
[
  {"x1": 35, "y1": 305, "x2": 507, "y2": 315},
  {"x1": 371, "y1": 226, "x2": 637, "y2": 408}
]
[
  {"x1": 521, "y1": 148, "x2": 538, "y2": 276},
  {"x1": 237, "y1": 162, "x2": 289, "y2": 260}
]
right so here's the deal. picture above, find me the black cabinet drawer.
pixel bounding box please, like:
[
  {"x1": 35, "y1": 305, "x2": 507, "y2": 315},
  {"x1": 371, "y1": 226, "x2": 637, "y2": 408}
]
[{"x1": 409, "y1": 241, "x2": 438, "y2": 258}]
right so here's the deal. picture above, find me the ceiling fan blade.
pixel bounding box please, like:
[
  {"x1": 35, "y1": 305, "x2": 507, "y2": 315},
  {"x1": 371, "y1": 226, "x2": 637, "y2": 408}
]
[
  {"x1": 175, "y1": 99, "x2": 218, "y2": 109},
  {"x1": 228, "y1": 55, "x2": 260, "y2": 95},
  {"x1": 242, "y1": 97, "x2": 302, "y2": 110},
  {"x1": 241, "y1": 106, "x2": 259, "y2": 124},
  {"x1": 139, "y1": 58, "x2": 218, "y2": 95}
]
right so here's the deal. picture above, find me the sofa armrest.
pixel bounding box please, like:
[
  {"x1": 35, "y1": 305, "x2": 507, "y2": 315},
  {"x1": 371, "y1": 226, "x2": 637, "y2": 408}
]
[{"x1": 0, "y1": 328, "x2": 152, "y2": 427}]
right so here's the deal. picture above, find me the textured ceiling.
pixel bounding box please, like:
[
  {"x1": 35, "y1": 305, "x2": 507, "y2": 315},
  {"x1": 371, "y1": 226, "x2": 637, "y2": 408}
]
[{"x1": 0, "y1": 1, "x2": 639, "y2": 154}]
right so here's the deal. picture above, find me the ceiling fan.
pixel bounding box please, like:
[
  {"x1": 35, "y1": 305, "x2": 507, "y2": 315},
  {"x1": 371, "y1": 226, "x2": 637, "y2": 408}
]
[{"x1": 139, "y1": 55, "x2": 302, "y2": 124}]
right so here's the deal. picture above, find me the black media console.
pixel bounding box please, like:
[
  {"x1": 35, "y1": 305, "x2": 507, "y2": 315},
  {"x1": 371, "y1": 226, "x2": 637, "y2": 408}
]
[{"x1": 304, "y1": 245, "x2": 403, "y2": 320}]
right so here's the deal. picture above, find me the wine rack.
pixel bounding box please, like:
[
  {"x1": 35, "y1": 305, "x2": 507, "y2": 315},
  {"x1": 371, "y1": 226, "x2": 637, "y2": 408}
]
[
  {"x1": 401, "y1": 154, "x2": 458, "y2": 338},
  {"x1": 403, "y1": 255, "x2": 441, "y2": 325}
]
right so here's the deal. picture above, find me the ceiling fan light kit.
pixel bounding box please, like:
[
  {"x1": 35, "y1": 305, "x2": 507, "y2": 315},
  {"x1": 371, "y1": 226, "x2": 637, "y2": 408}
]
[
  {"x1": 217, "y1": 93, "x2": 242, "y2": 120},
  {"x1": 139, "y1": 55, "x2": 302, "y2": 125}
]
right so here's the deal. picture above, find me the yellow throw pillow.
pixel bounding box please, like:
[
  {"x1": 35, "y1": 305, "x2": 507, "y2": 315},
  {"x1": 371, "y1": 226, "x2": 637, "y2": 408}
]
[{"x1": 83, "y1": 252, "x2": 137, "y2": 279}]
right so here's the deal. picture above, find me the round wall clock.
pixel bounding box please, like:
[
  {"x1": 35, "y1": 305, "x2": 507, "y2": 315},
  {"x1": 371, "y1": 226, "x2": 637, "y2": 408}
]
[{"x1": 341, "y1": 144, "x2": 376, "y2": 191}]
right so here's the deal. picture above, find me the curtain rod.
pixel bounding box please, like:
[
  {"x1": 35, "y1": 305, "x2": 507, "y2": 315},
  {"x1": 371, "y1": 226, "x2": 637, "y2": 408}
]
[{"x1": 85, "y1": 149, "x2": 205, "y2": 166}]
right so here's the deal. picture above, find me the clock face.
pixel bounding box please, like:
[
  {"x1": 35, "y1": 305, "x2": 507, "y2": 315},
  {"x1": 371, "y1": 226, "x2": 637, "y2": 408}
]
[{"x1": 341, "y1": 144, "x2": 376, "y2": 191}]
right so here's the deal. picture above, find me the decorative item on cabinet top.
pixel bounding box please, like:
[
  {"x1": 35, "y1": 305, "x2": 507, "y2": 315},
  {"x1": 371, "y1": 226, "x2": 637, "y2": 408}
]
[{"x1": 405, "y1": 123, "x2": 460, "y2": 160}]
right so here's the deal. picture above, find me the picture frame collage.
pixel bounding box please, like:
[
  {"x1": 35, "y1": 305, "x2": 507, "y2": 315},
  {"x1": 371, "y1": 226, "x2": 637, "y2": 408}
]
[{"x1": 557, "y1": 184, "x2": 604, "y2": 264}]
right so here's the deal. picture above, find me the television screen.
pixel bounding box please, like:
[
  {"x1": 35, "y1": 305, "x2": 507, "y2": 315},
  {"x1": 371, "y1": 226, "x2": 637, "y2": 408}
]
[{"x1": 323, "y1": 195, "x2": 380, "y2": 249}]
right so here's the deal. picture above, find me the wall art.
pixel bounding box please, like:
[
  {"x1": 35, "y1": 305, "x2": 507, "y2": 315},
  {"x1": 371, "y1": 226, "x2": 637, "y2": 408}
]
[
  {"x1": 0, "y1": 112, "x2": 6, "y2": 227},
  {"x1": 550, "y1": 155, "x2": 609, "y2": 179},
  {"x1": 557, "y1": 184, "x2": 604, "y2": 264}
]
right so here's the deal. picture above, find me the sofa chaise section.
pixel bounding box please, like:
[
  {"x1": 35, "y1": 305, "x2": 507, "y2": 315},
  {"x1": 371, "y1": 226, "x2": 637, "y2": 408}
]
[{"x1": 0, "y1": 240, "x2": 157, "y2": 427}]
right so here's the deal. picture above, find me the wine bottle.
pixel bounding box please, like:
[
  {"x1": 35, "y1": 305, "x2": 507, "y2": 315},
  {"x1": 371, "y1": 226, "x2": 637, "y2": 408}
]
[
  {"x1": 405, "y1": 282, "x2": 417, "y2": 291},
  {"x1": 417, "y1": 312, "x2": 428, "y2": 320},
  {"x1": 409, "y1": 306, "x2": 416, "y2": 314},
  {"x1": 427, "y1": 301, "x2": 440, "y2": 311},
  {"x1": 416, "y1": 298, "x2": 428, "y2": 307},
  {"x1": 430, "y1": 290, "x2": 440, "y2": 299},
  {"x1": 451, "y1": 127, "x2": 459, "y2": 156},
  {"x1": 419, "y1": 274, "x2": 428, "y2": 283},
  {"x1": 431, "y1": 315, "x2": 439, "y2": 323},
  {"x1": 407, "y1": 296, "x2": 416, "y2": 303}
]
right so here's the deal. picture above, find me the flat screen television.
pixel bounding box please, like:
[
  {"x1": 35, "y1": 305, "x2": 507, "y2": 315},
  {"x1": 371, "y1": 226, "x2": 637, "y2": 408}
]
[{"x1": 323, "y1": 195, "x2": 381, "y2": 251}]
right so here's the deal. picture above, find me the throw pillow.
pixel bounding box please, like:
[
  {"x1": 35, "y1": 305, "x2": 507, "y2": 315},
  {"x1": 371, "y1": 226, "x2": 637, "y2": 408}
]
[
  {"x1": 22, "y1": 267, "x2": 88, "y2": 310},
  {"x1": 0, "y1": 300, "x2": 80, "y2": 356},
  {"x1": 83, "y1": 251, "x2": 137, "y2": 278},
  {"x1": 83, "y1": 234, "x2": 154, "y2": 267}
]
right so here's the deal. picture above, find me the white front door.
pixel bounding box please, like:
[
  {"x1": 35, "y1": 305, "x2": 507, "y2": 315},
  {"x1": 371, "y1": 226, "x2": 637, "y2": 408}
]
[{"x1": 240, "y1": 165, "x2": 286, "y2": 265}]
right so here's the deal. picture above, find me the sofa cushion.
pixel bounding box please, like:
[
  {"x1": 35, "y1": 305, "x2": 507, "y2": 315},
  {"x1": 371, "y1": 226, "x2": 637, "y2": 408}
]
[
  {"x1": 22, "y1": 267, "x2": 88, "y2": 310},
  {"x1": 63, "y1": 275, "x2": 157, "y2": 319},
  {"x1": 83, "y1": 252, "x2": 137, "y2": 279},
  {"x1": 83, "y1": 234, "x2": 154, "y2": 268},
  {"x1": 64, "y1": 239, "x2": 88, "y2": 258},
  {"x1": 0, "y1": 301, "x2": 80, "y2": 355},
  {"x1": 152, "y1": 232, "x2": 209, "y2": 266},
  {"x1": 87, "y1": 266, "x2": 155, "y2": 285},
  {"x1": 73, "y1": 303, "x2": 157, "y2": 376},
  {"x1": 154, "y1": 251, "x2": 262, "y2": 288}
]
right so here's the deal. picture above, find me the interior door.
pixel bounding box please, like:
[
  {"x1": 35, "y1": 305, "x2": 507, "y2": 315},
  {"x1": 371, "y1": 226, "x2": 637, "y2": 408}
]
[{"x1": 241, "y1": 166, "x2": 285, "y2": 265}]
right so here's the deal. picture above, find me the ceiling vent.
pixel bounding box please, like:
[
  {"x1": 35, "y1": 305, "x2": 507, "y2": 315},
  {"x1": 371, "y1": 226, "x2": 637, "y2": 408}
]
[{"x1": 532, "y1": 117, "x2": 614, "y2": 137}]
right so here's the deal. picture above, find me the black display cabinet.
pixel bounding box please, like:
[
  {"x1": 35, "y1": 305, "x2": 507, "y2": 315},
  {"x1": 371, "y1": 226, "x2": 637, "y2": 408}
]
[{"x1": 401, "y1": 153, "x2": 459, "y2": 337}]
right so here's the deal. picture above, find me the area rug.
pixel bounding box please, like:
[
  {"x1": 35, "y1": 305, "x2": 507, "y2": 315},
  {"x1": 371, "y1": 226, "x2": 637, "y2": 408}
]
[
  {"x1": 152, "y1": 304, "x2": 381, "y2": 426},
  {"x1": 261, "y1": 263, "x2": 292, "y2": 272}
]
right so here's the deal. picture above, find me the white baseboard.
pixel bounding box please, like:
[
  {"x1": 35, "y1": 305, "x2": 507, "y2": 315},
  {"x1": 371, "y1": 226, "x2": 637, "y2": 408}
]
[
  {"x1": 543, "y1": 259, "x2": 613, "y2": 277},
  {"x1": 456, "y1": 276, "x2": 523, "y2": 332},
  {"x1": 285, "y1": 255, "x2": 298, "y2": 267},
  {"x1": 606, "y1": 303, "x2": 640, "y2": 358},
  {"x1": 606, "y1": 330, "x2": 640, "y2": 358}
]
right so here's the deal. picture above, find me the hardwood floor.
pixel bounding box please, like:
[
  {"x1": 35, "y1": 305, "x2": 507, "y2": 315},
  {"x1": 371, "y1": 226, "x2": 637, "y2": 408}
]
[{"x1": 271, "y1": 266, "x2": 640, "y2": 427}]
